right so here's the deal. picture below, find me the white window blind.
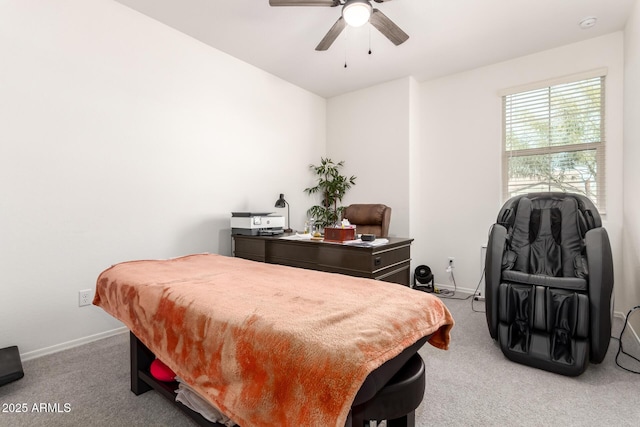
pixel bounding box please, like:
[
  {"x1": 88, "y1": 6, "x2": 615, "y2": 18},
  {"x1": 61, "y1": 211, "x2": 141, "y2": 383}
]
[{"x1": 503, "y1": 75, "x2": 606, "y2": 211}]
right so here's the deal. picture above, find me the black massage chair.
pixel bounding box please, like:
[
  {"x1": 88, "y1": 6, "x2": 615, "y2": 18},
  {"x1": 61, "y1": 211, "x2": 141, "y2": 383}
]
[{"x1": 485, "y1": 192, "x2": 614, "y2": 376}]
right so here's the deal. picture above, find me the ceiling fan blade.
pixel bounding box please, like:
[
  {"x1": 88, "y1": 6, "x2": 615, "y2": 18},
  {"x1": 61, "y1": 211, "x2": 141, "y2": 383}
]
[
  {"x1": 370, "y1": 8, "x2": 409, "y2": 46},
  {"x1": 269, "y1": 0, "x2": 338, "y2": 6},
  {"x1": 372, "y1": 0, "x2": 394, "y2": 2},
  {"x1": 315, "y1": 17, "x2": 347, "y2": 51}
]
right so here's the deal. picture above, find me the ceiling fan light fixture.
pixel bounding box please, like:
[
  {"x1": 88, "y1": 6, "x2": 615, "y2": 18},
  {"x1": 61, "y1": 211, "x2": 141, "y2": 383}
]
[{"x1": 342, "y1": 0, "x2": 372, "y2": 27}]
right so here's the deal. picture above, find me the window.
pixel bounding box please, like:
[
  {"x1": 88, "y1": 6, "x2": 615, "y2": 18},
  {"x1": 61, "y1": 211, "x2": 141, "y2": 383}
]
[{"x1": 502, "y1": 74, "x2": 606, "y2": 211}]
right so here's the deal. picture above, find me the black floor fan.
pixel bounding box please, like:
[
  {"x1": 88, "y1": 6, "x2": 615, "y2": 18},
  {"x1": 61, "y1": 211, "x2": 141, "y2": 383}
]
[{"x1": 413, "y1": 265, "x2": 434, "y2": 293}]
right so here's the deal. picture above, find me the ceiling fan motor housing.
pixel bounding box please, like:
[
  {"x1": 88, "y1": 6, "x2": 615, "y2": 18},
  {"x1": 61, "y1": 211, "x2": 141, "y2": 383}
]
[{"x1": 342, "y1": 0, "x2": 373, "y2": 27}]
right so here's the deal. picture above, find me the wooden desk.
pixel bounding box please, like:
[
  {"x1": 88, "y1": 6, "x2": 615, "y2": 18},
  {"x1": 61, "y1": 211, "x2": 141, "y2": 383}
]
[{"x1": 232, "y1": 235, "x2": 413, "y2": 286}]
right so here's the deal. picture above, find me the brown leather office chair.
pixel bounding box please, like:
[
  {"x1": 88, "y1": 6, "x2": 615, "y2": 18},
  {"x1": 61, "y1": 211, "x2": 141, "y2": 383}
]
[{"x1": 342, "y1": 204, "x2": 392, "y2": 237}]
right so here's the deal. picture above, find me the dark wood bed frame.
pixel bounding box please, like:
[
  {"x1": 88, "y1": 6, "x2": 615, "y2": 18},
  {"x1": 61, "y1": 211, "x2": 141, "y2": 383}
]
[
  {"x1": 131, "y1": 332, "x2": 354, "y2": 427},
  {"x1": 130, "y1": 331, "x2": 422, "y2": 427},
  {"x1": 130, "y1": 332, "x2": 225, "y2": 427}
]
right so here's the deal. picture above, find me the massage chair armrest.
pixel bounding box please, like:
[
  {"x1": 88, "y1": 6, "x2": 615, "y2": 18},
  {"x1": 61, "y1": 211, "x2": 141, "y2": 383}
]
[
  {"x1": 501, "y1": 270, "x2": 587, "y2": 291},
  {"x1": 486, "y1": 224, "x2": 508, "y2": 339},
  {"x1": 585, "y1": 227, "x2": 614, "y2": 363}
]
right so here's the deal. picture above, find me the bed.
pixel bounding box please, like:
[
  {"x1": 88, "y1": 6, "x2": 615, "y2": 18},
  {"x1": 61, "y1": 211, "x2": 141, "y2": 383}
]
[{"x1": 94, "y1": 253, "x2": 454, "y2": 427}]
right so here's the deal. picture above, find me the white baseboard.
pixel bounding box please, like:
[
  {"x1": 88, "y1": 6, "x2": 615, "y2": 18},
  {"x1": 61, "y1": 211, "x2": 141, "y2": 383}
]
[
  {"x1": 20, "y1": 326, "x2": 128, "y2": 361},
  {"x1": 613, "y1": 310, "x2": 626, "y2": 320},
  {"x1": 630, "y1": 323, "x2": 640, "y2": 346},
  {"x1": 432, "y1": 282, "x2": 477, "y2": 296},
  {"x1": 613, "y1": 310, "x2": 640, "y2": 346}
]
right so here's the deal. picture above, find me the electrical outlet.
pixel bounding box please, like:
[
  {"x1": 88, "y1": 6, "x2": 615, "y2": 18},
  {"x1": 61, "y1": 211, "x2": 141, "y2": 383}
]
[
  {"x1": 446, "y1": 257, "x2": 454, "y2": 275},
  {"x1": 79, "y1": 289, "x2": 92, "y2": 307}
]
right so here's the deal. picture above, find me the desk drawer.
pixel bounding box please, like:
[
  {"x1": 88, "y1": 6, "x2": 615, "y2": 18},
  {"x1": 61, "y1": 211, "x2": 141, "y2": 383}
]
[
  {"x1": 268, "y1": 240, "x2": 319, "y2": 270},
  {"x1": 315, "y1": 243, "x2": 411, "y2": 278},
  {"x1": 375, "y1": 262, "x2": 411, "y2": 286},
  {"x1": 233, "y1": 237, "x2": 266, "y2": 262},
  {"x1": 371, "y1": 244, "x2": 411, "y2": 272},
  {"x1": 316, "y1": 247, "x2": 370, "y2": 275}
]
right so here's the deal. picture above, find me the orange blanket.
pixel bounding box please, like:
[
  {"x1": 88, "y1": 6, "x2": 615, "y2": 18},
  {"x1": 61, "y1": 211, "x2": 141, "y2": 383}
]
[{"x1": 94, "y1": 254, "x2": 454, "y2": 427}]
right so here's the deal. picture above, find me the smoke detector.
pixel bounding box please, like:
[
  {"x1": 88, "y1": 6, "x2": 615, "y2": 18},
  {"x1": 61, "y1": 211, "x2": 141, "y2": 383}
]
[{"x1": 579, "y1": 16, "x2": 597, "y2": 29}]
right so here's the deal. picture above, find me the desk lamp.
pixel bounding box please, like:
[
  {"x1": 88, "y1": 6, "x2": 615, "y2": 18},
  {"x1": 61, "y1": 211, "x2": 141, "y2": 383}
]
[{"x1": 274, "y1": 193, "x2": 292, "y2": 232}]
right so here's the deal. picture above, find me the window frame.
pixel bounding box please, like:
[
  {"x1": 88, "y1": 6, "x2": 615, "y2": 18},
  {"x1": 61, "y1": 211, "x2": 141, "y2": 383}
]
[{"x1": 500, "y1": 70, "x2": 607, "y2": 212}]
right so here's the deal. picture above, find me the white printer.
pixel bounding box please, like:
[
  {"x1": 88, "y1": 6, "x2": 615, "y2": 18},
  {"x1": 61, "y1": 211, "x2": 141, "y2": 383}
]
[{"x1": 230, "y1": 212, "x2": 285, "y2": 236}]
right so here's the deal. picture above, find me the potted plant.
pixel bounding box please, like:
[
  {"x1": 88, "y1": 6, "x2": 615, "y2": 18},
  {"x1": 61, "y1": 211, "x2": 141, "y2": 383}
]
[{"x1": 304, "y1": 158, "x2": 357, "y2": 229}]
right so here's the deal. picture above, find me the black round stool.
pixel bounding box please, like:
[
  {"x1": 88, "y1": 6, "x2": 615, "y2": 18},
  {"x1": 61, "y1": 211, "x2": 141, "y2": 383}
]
[{"x1": 348, "y1": 353, "x2": 426, "y2": 427}]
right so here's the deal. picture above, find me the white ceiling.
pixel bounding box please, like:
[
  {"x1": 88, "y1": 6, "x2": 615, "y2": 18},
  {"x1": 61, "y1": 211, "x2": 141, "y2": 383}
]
[{"x1": 113, "y1": 0, "x2": 635, "y2": 98}]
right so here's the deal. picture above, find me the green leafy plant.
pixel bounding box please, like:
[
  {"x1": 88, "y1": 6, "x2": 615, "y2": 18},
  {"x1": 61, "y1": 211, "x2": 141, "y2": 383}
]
[{"x1": 304, "y1": 158, "x2": 357, "y2": 228}]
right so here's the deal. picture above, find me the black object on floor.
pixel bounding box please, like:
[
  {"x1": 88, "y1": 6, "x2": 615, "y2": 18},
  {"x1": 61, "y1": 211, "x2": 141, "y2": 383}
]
[
  {"x1": 0, "y1": 346, "x2": 24, "y2": 386},
  {"x1": 413, "y1": 265, "x2": 434, "y2": 293}
]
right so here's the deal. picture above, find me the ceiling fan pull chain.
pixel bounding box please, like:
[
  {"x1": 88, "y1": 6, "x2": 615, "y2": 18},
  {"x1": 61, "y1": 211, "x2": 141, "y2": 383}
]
[
  {"x1": 344, "y1": 30, "x2": 348, "y2": 68},
  {"x1": 368, "y1": 25, "x2": 372, "y2": 55}
]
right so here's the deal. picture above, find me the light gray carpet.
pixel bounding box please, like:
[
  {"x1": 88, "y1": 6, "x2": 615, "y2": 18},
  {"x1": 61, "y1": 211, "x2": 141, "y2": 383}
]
[
  {"x1": 415, "y1": 297, "x2": 640, "y2": 426},
  {"x1": 1, "y1": 296, "x2": 639, "y2": 426}
]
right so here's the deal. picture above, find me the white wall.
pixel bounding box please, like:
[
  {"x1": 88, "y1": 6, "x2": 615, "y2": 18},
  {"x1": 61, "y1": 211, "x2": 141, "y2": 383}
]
[
  {"x1": 327, "y1": 35, "x2": 626, "y2": 295},
  {"x1": 623, "y1": 1, "x2": 640, "y2": 331},
  {"x1": 416, "y1": 33, "x2": 625, "y2": 295},
  {"x1": 326, "y1": 77, "x2": 413, "y2": 237},
  {"x1": 0, "y1": 0, "x2": 325, "y2": 357},
  {"x1": 327, "y1": 34, "x2": 626, "y2": 294}
]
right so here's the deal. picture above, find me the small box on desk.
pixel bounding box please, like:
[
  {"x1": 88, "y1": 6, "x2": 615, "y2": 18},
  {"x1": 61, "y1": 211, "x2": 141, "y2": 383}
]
[{"x1": 323, "y1": 227, "x2": 356, "y2": 242}]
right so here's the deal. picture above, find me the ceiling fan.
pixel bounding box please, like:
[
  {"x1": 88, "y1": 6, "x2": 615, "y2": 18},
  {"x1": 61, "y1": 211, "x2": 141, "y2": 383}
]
[{"x1": 269, "y1": 0, "x2": 409, "y2": 51}]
